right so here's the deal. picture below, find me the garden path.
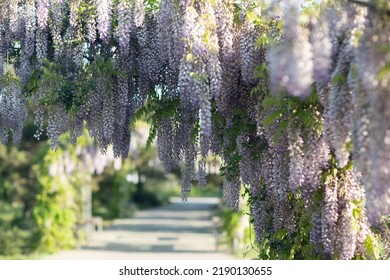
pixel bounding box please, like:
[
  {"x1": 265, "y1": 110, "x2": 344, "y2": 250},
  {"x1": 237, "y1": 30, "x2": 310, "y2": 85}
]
[{"x1": 45, "y1": 197, "x2": 236, "y2": 260}]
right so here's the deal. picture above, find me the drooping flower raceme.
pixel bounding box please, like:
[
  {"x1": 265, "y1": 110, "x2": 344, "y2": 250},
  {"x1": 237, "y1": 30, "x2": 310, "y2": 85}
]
[
  {"x1": 269, "y1": 0, "x2": 314, "y2": 99},
  {"x1": 96, "y1": 0, "x2": 112, "y2": 43}
]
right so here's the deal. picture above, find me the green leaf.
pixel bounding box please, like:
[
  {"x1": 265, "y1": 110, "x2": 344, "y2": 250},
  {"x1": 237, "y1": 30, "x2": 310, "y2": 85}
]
[
  {"x1": 145, "y1": 123, "x2": 157, "y2": 152},
  {"x1": 378, "y1": 63, "x2": 390, "y2": 80},
  {"x1": 253, "y1": 63, "x2": 268, "y2": 79},
  {"x1": 364, "y1": 235, "x2": 379, "y2": 260},
  {"x1": 263, "y1": 109, "x2": 284, "y2": 127},
  {"x1": 272, "y1": 120, "x2": 288, "y2": 143},
  {"x1": 332, "y1": 72, "x2": 347, "y2": 85},
  {"x1": 275, "y1": 229, "x2": 288, "y2": 240},
  {"x1": 262, "y1": 96, "x2": 283, "y2": 108},
  {"x1": 255, "y1": 35, "x2": 270, "y2": 48}
]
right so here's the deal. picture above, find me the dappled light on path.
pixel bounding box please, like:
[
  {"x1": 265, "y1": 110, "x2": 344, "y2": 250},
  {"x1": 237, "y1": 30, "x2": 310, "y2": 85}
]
[{"x1": 46, "y1": 198, "x2": 236, "y2": 260}]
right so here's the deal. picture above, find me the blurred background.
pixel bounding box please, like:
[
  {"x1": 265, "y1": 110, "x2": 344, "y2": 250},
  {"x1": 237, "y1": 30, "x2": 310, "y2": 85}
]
[{"x1": 0, "y1": 112, "x2": 255, "y2": 260}]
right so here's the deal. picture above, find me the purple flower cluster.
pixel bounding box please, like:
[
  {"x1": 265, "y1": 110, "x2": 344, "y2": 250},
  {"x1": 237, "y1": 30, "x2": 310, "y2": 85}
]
[
  {"x1": 269, "y1": 0, "x2": 313, "y2": 99},
  {"x1": 96, "y1": 0, "x2": 112, "y2": 43}
]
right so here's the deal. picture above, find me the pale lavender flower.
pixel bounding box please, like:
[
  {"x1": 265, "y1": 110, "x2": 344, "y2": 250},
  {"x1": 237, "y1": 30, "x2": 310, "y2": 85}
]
[{"x1": 96, "y1": 0, "x2": 112, "y2": 43}]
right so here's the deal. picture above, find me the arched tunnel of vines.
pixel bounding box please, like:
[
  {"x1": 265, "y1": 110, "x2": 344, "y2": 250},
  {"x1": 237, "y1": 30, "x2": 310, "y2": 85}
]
[{"x1": 0, "y1": 0, "x2": 389, "y2": 260}]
